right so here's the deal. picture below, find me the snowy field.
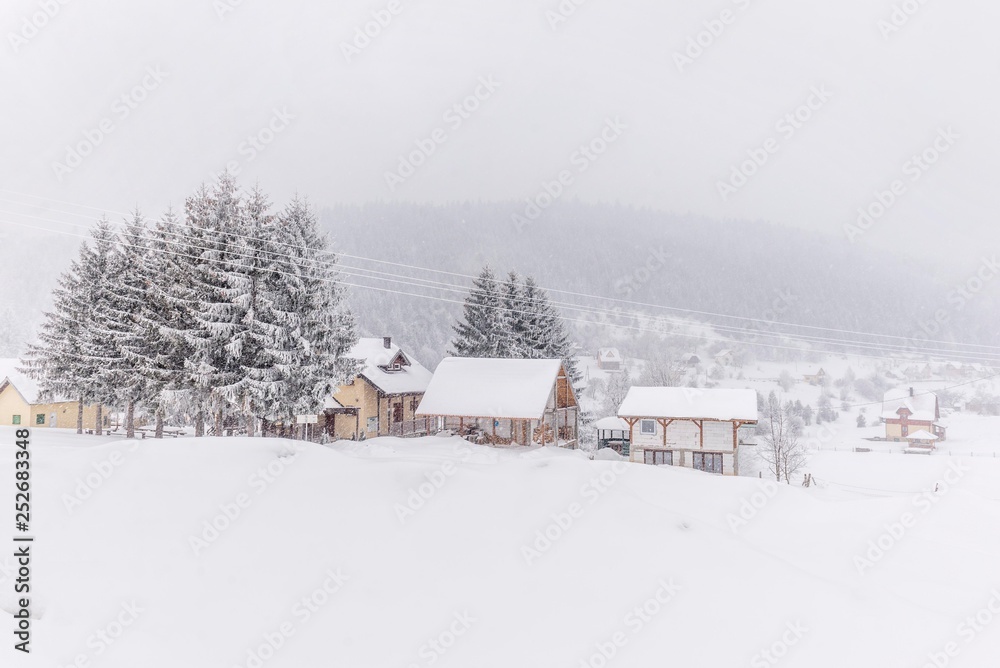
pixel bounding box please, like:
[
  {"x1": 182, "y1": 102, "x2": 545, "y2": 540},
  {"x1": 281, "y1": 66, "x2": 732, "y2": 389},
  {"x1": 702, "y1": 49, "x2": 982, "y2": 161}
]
[{"x1": 2, "y1": 427, "x2": 1000, "y2": 666}]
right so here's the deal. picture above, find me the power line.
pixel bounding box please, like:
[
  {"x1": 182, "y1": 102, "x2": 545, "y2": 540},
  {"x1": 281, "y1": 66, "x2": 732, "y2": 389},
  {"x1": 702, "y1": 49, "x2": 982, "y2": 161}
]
[{"x1": 2, "y1": 190, "x2": 998, "y2": 362}]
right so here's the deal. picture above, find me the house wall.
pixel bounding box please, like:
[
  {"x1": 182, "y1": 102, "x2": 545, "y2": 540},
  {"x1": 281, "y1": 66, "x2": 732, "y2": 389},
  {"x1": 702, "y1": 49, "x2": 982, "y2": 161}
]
[
  {"x1": 329, "y1": 377, "x2": 425, "y2": 439},
  {"x1": 628, "y1": 417, "x2": 740, "y2": 475},
  {"x1": 0, "y1": 390, "x2": 104, "y2": 429},
  {"x1": 30, "y1": 400, "x2": 103, "y2": 429},
  {"x1": 885, "y1": 419, "x2": 936, "y2": 441},
  {"x1": 0, "y1": 387, "x2": 30, "y2": 427}
]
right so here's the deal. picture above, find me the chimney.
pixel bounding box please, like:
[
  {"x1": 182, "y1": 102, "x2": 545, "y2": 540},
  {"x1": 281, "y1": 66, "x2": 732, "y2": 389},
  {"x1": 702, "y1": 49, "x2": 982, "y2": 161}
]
[
  {"x1": 909, "y1": 387, "x2": 914, "y2": 397},
  {"x1": 383, "y1": 336, "x2": 392, "y2": 349}
]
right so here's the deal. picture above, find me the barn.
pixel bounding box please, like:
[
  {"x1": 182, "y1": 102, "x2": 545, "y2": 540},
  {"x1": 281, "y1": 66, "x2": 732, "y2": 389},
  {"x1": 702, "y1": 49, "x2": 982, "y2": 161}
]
[{"x1": 618, "y1": 386, "x2": 757, "y2": 475}]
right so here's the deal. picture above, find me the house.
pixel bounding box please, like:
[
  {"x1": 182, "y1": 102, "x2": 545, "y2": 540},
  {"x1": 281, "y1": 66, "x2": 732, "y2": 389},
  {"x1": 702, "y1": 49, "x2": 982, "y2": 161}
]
[
  {"x1": 713, "y1": 349, "x2": 735, "y2": 367},
  {"x1": 881, "y1": 387, "x2": 947, "y2": 442},
  {"x1": 415, "y1": 358, "x2": 579, "y2": 447},
  {"x1": 682, "y1": 353, "x2": 702, "y2": 366},
  {"x1": 597, "y1": 348, "x2": 623, "y2": 371},
  {"x1": 618, "y1": 386, "x2": 758, "y2": 475},
  {"x1": 320, "y1": 337, "x2": 433, "y2": 440},
  {"x1": 0, "y1": 360, "x2": 105, "y2": 430},
  {"x1": 802, "y1": 366, "x2": 827, "y2": 385},
  {"x1": 595, "y1": 416, "x2": 630, "y2": 456}
]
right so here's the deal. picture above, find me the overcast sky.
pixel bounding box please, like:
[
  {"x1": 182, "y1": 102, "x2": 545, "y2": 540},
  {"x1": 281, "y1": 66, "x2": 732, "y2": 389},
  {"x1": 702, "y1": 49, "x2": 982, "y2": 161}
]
[{"x1": 2, "y1": 0, "x2": 997, "y2": 267}]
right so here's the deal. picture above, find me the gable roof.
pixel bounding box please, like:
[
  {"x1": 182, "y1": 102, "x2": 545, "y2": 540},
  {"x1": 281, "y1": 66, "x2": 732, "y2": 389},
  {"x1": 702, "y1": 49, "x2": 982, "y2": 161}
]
[
  {"x1": 415, "y1": 357, "x2": 564, "y2": 420},
  {"x1": 618, "y1": 386, "x2": 758, "y2": 422},
  {"x1": 345, "y1": 338, "x2": 432, "y2": 395},
  {"x1": 598, "y1": 348, "x2": 622, "y2": 362},
  {"x1": 881, "y1": 388, "x2": 939, "y2": 422},
  {"x1": 802, "y1": 366, "x2": 826, "y2": 376},
  {"x1": 906, "y1": 429, "x2": 938, "y2": 441},
  {"x1": 0, "y1": 359, "x2": 44, "y2": 404}
]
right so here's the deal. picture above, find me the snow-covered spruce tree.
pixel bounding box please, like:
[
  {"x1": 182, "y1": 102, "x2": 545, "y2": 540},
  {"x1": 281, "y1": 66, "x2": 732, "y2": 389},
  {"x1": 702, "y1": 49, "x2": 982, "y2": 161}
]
[
  {"x1": 451, "y1": 266, "x2": 508, "y2": 358},
  {"x1": 89, "y1": 211, "x2": 161, "y2": 439},
  {"x1": 179, "y1": 179, "x2": 359, "y2": 436},
  {"x1": 501, "y1": 271, "x2": 528, "y2": 358},
  {"x1": 21, "y1": 256, "x2": 94, "y2": 434},
  {"x1": 181, "y1": 176, "x2": 248, "y2": 435},
  {"x1": 520, "y1": 275, "x2": 581, "y2": 387},
  {"x1": 140, "y1": 208, "x2": 196, "y2": 437},
  {"x1": 271, "y1": 195, "x2": 359, "y2": 420},
  {"x1": 76, "y1": 219, "x2": 121, "y2": 434}
]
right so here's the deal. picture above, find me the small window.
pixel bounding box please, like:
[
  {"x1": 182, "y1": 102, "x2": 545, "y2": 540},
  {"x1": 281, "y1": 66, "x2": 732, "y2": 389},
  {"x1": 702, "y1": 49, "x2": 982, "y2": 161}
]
[
  {"x1": 640, "y1": 419, "x2": 656, "y2": 435},
  {"x1": 12, "y1": 415, "x2": 20, "y2": 425},
  {"x1": 35, "y1": 414, "x2": 45, "y2": 425},
  {"x1": 366, "y1": 416, "x2": 378, "y2": 432},
  {"x1": 644, "y1": 450, "x2": 673, "y2": 466}
]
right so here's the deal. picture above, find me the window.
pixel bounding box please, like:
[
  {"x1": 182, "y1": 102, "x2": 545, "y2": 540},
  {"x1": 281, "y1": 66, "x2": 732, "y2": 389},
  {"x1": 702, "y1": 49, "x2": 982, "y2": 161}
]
[
  {"x1": 35, "y1": 414, "x2": 45, "y2": 425},
  {"x1": 366, "y1": 416, "x2": 378, "y2": 432},
  {"x1": 12, "y1": 415, "x2": 20, "y2": 425},
  {"x1": 640, "y1": 419, "x2": 656, "y2": 435},
  {"x1": 644, "y1": 450, "x2": 673, "y2": 466},
  {"x1": 692, "y1": 452, "x2": 724, "y2": 475}
]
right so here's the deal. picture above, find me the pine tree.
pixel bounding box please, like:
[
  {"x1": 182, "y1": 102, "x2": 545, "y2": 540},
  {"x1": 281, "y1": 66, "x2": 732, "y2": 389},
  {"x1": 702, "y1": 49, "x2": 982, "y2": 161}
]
[
  {"x1": 521, "y1": 275, "x2": 581, "y2": 386},
  {"x1": 21, "y1": 257, "x2": 91, "y2": 433},
  {"x1": 90, "y1": 211, "x2": 157, "y2": 438},
  {"x1": 273, "y1": 195, "x2": 359, "y2": 418},
  {"x1": 451, "y1": 266, "x2": 507, "y2": 358},
  {"x1": 501, "y1": 271, "x2": 528, "y2": 357}
]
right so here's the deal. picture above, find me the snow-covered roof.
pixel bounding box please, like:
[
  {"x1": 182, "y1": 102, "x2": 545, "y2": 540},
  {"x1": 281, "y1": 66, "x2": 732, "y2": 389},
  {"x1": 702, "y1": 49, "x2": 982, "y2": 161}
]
[
  {"x1": 906, "y1": 430, "x2": 938, "y2": 441},
  {"x1": 415, "y1": 357, "x2": 563, "y2": 420},
  {"x1": 345, "y1": 338, "x2": 432, "y2": 395},
  {"x1": 881, "y1": 388, "x2": 939, "y2": 422},
  {"x1": 0, "y1": 359, "x2": 44, "y2": 404},
  {"x1": 618, "y1": 387, "x2": 758, "y2": 422},
  {"x1": 598, "y1": 348, "x2": 622, "y2": 362},
  {"x1": 594, "y1": 416, "x2": 629, "y2": 431},
  {"x1": 802, "y1": 366, "x2": 826, "y2": 376},
  {"x1": 714, "y1": 349, "x2": 732, "y2": 358}
]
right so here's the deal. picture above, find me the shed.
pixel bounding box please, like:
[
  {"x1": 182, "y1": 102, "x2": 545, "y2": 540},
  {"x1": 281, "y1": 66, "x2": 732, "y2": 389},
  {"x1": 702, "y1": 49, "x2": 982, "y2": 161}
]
[
  {"x1": 594, "y1": 416, "x2": 630, "y2": 456},
  {"x1": 416, "y1": 357, "x2": 578, "y2": 447}
]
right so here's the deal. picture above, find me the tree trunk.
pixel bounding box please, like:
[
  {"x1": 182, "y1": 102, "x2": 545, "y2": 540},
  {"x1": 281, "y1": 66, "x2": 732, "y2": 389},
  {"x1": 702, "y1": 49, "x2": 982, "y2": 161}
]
[
  {"x1": 155, "y1": 410, "x2": 164, "y2": 439},
  {"x1": 195, "y1": 410, "x2": 205, "y2": 437},
  {"x1": 96, "y1": 404, "x2": 103, "y2": 436},
  {"x1": 76, "y1": 397, "x2": 84, "y2": 434},
  {"x1": 246, "y1": 413, "x2": 256, "y2": 437},
  {"x1": 215, "y1": 410, "x2": 224, "y2": 436},
  {"x1": 125, "y1": 400, "x2": 135, "y2": 439}
]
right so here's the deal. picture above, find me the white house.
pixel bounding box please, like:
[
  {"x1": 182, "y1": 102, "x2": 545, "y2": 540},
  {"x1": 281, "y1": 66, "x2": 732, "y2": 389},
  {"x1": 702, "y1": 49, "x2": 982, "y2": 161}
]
[
  {"x1": 618, "y1": 387, "x2": 758, "y2": 475},
  {"x1": 416, "y1": 358, "x2": 579, "y2": 447},
  {"x1": 597, "y1": 348, "x2": 623, "y2": 371}
]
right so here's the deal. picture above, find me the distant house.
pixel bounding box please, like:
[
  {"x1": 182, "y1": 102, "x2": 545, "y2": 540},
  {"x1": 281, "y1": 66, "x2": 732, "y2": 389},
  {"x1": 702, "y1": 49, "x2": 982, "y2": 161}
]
[
  {"x1": 0, "y1": 360, "x2": 105, "y2": 430},
  {"x1": 802, "y1": 366, "x2": 827, "y2": 385},
  {"x1": 320, "y1": 337, "x2": 433, "y2": 440},
  {"x1": 713, "y1": 350, "x2": 735, "y2": 367},
  {"x1": 595, "y1": 416, "x2": 630, "y2": 456},
  {"x1": 597, "y1": 348, "x2": 623, "y2": 371},
  {"x1": 416, "y1": 358, "x2": 579, "y2": 447},
  {"x1": 618, "y1": 387, "x2": 757, "y2": 475},
  {"x1": 682, "y1": 353, "x2": 702, "y2": 366},
  {"x1": 881, "y1": 387, "x2": 946, "y2": 442}
]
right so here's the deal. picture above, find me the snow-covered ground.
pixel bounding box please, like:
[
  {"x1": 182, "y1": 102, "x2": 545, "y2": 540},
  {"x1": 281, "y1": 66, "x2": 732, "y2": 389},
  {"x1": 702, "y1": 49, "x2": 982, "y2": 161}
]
[{"x1": 2, "y1": 427, "x2": 999, "y2": 666}]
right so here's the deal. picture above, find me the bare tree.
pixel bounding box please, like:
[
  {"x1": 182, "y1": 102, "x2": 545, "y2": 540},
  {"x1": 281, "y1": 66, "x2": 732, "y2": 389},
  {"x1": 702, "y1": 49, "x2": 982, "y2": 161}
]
[
  {"x1": 757, "y1": 392, "x2": 807, "y2": 483},
  {"x1": 640, "y1": 354, "x2": 686, "y2": 387}
]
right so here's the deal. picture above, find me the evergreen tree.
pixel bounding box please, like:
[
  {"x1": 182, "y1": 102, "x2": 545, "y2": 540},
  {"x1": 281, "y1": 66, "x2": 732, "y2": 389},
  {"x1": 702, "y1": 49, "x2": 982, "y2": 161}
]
[
  {"x1": 20, "y1": 257, "x2": 92, "y2": 433},
  {"x1": 451, "y1": 266, "x2": 507, "y2": 358}
]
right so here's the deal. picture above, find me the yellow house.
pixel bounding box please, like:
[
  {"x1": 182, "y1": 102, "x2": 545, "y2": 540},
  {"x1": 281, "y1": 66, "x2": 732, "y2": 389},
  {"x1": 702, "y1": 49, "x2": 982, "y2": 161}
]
[
  {"x1": 0, "y1": 361, "x2": 105, "y2": 430},
  {"x1": 320, "y1": 337, "x2": 433, "y2": 440}
]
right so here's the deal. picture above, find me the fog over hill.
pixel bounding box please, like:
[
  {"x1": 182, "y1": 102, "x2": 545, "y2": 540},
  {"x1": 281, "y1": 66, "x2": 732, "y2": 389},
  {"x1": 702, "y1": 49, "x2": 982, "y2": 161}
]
[{"x1": 321, "y1": 201, "x2": 1000, "y2": 367}]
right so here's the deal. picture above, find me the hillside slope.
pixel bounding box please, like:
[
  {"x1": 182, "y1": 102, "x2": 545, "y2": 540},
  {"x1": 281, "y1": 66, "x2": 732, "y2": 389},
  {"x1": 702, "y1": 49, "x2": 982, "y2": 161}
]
[{"x1": 2, "y1": 430, "x2": 999, "y2": 666}]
